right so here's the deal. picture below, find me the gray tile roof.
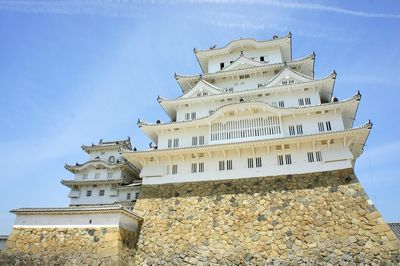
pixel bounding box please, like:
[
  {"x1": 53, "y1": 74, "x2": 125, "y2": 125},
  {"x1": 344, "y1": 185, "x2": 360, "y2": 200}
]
[{"x1": 388, "y1": 223, "x2": 400, "y2": 240}]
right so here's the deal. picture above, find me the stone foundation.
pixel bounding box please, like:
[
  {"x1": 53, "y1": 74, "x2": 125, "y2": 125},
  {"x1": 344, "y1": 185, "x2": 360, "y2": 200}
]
[
  {"x1": 134, "y1": 168, "x2": 400, "y2": 264},
  {"x1": 0, "y1": 226, "x2": 139, "y2": 265}
]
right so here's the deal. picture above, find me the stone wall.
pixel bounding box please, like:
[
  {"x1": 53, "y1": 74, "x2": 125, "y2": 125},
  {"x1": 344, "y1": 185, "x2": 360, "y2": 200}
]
[
  {"x1": 0, "y1": 226, "x2": 139, "y2": 266},
  {"x1": 134, "y1": 168, "x2": 400, "y2": 264}
]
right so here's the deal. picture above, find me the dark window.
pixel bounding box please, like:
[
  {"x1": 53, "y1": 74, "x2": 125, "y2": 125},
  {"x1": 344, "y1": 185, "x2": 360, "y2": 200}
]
[{"x1": 260, "y1": 56, "x2": 264, "y2": 62}]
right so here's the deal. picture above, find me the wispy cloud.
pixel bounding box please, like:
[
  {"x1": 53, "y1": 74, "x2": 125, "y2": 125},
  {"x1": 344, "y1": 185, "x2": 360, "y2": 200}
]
[
  {"x1": 170, "y1": 0, "x2": 400, "y2": 19},
  {"x1": 1, "y1": 0, "x2": 399, "y2": 19},
  {"x1": 0, "y1": 0, "x2": 145, "y2": 17}
]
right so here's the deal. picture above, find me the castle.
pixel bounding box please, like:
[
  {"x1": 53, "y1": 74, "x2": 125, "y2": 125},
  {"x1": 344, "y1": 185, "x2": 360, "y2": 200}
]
[{"x1": 1, "y1": 33, "x2": 399, "y2": 265}]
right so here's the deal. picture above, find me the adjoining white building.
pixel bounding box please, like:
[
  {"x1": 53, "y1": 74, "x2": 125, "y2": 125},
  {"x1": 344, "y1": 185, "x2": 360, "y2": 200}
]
[
  {"x1": 123, "y1": 33, "x2": 372, "y2": 185},
  {"x1": 63, "y1": 138, "x2": 141, "y2": 208}
]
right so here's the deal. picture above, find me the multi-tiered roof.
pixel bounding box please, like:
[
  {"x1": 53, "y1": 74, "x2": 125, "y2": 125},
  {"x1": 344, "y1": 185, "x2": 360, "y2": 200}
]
[{"x1": 123, "y1": 33, "x2": 371, "y2": 185}]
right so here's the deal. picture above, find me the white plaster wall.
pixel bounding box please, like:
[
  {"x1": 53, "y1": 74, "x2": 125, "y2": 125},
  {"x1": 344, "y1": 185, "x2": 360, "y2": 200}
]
[
  {"x1": 117, "y1": 187, "x2": 141, "y2": 202},
  {"x1": 70, "y1": 184, "x2": 119, "y2": 206},
  {"x1": 175, "y1": 89, "x2": 322, "y2": 123},
  {"x1": 13, "y1": 212, "x2": 139, "y2": 231},
  {"x1": 88, "y1": 150, "x2": 122, "y2": 162},
  {"x1": 74, "y1": 169, "x2": 122, "y2": 181},
  {"x1": 162, "y1": 103, "x2": 344, "y2": 150},
  {"x1": 208, "y1": 47, "x2": 282, "y2": 73},
  {"x1": 141, "y1": 141, "x2": 354, "y2": 184}
]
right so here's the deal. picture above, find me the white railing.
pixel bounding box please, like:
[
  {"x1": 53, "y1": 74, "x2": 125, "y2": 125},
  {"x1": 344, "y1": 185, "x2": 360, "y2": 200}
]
[{"x1": 210, "y1": 116, "x2": 281, "y2": 142}]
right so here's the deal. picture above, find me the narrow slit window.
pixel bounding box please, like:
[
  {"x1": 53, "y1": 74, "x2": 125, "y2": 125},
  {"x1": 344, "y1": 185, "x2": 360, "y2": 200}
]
[
  {"x1": 191, "y1": 112, "x2": 196, "y2": 120},
  {"x1": 278, "y1": 101, "x2": 285, "y2": 107},
  {"x1": 305, "y1": 97, "x2": 311, "y2": 105}
]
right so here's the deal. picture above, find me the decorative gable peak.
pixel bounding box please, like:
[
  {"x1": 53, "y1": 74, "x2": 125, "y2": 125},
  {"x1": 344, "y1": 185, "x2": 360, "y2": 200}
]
[
  {"x1": 265, "y1": 66, "x2": 313, "y2": 87},
  {"x1": 179, "y1": 79, "x2": 222, "y2": 99},
  {"x1": 220, "y1": 56, "x2": 265, "y2": 72}
]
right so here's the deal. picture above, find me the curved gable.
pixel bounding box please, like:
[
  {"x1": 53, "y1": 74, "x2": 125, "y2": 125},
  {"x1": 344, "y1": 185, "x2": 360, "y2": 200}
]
[
  {"x1": 179, "y1": 79, "x2": 222, "y2": 99},
  {"x1": 266, "y1": 67, "x2": 313, "y2": 87},
  {"x1": 220, "y1": 56, "x2": 265, "y2": 72}
]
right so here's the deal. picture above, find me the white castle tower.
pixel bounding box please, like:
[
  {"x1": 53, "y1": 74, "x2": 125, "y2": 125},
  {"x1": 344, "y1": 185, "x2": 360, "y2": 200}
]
[
  {"x1": 123, "y1": 33, "x2": 371, "y2": 184},
  {"x1": 63, "y1": 138, "x2": 141, "y2": 207}
]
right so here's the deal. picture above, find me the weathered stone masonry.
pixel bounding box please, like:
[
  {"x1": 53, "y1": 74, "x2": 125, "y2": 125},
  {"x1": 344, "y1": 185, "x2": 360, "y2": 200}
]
[
  {"x1": 134, "y1": 168, "x2": 400, "y2": 265},
  {"x1": 1, "y1": 168, "x2": 399, "y2": 265},
  {"x1": 0, "y1": 226, "x2": 139, "y2": 266}
]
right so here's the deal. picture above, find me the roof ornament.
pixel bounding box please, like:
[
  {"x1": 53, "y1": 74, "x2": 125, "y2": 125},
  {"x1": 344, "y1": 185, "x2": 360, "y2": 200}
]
[
  {"x1": 240, "y1": 98, "x2": 244, "y2": 103},
  {"x1": 99, "y1": 139, "x2": 103, "y2": 144},
  {"x1": 137, "y1": 119, "x2": 141, "y2": 125},
  {"x1": 240, "y1": 50, "x2": 244, "y2": 56},
  {"x1": 133, "y1": 147, "x2": 137, "y2": 152},
  {"x1": 288, "y1": 31, "x2": 292, "y2": 38},
  {"x1": 272, "y1": 35, "x2": 278, "y2": 39},
  {"x1": 157, "y1": 95, "x2": 162, "y2": 102},
  {"x1": 199, "y1": 74, "x2": 203, "y2": 80},
  {"x1": 156, "y1": 119, "x2": 161, "y2": 124},
  {"x1": 210, "y1": 45, "x2": 216, "y2": 49},
  {"x1": 332, "y1": 97, "x2": 338, "y2": 102}
]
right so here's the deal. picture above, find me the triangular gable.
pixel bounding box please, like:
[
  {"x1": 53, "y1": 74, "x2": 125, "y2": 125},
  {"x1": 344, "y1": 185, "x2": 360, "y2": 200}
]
[
  {"x1": 265, "y1": 67, "x2": 313, "y2": 87},
  {"x1": 220, "y1": 56, "x2": 265, "y2": 72},
  {"x1": 179, "y1": 79, "x2": 222, "y2": 99}
]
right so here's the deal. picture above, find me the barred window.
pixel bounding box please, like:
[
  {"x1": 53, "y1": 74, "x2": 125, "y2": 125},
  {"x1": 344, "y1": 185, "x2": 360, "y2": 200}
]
[
  {"x1": 326, "y1": 121, "x2": 332, "y2": 131},
  {"x1": 167, "y1": 139, "x2": 172, "y2": 148},
  {"x1": 298, "y1": 98, "x2": 304, "y2": 106},
  {"x1": 307, "y1": 152, "x2": 315, "y2": 163},
  {"x1": 192, "y1": 136, "x2": 198, "y2": 146},
  {"x1": 199, "y1": 136, "x2": 205, "y2": 145},
  {"x1": 296, "y1": 125, "x2": 303, "y2": 135},
  {"x1": 191, "y1": 163, "x2": 197, "y2": 173},
  {"x1": 173, "y1": 138, "x2": 179, "y2": 148},
  {"x1": 318, "y1": 122, "x2": 325, "y2": 132},
  {"x1": 219, "y1": 161, "x2": 225, "y2": 171},
  {"x1": 127, "y1": 193, "x2": 131, "y2": 200},
  {"x1": 247, "y1": 158, "x2": 254, "y2": 168},
  {"x1": 227, "y1": 160, "x2": 233, "y2": 170},
  {"x1": 172, "y1": 164, "x2": 178, "y2": 175},
  {"x1": 191, "y1": 112, "x2": 196, "y2": 120},
  {"x1": 86, "y1": 190, "x2": 92, "y2": 197},
  {"x1": 277, "y1": 155, "x2": 284, "y2": 166},
  {"x1": 255, "y1": 157, "x2": 262, "y2": 168},
  {"x1": 285, "y1": 154, "x2": 292, "y2": 165},
  {"x1": 185, "y1": 113, "x2": 190, "y2": 120},
  {"x1": 199, "y1": 162, "x2": 204, "y2": 172},
  {"x1": 289, "y1": 125, "x2": 295, "y2": 136},
  {"x1": 99, "y1": 190, "x2": 105, "y2": 196},
  {"x1": 305, "y1": 97, "x2": 311, "y2": 105},
  {"x1": 278, "y1": 101, "x2": 285, "y2": 107},
  {"x1": 316, "y1": 151, "x2": 322, "y2": 162}
]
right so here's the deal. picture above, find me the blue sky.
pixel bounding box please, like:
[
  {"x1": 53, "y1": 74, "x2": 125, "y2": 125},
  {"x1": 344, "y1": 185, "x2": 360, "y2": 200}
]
[{"x1": 0, "y1": 0, "x2": 399, "y2": 234}]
